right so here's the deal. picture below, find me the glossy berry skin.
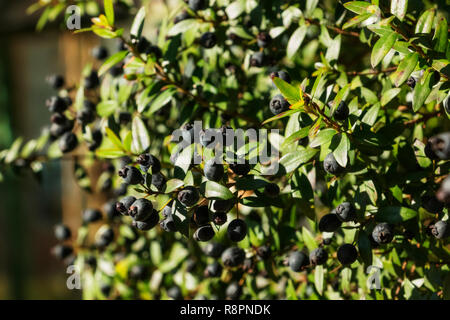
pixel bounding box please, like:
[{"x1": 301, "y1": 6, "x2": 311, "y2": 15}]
[
  {"x1": 133, "y1": 209, "x2": 159, "y2": 231},
  {"x1": 54, "y1": 224, "x2": 71, "y2": 241},
  {"x1": 229, "y1": 161, "x2": 251, "y2": 176},
  {"x1": 46, "y1": 96, "x2": 68, "y2": 113},
  {"x1": 92, "y1": 46, "x2": 109, "y2": 60},
  {"x1": 212, "y1": 212, "x2": 227, "y2": 225},
  {"x1": 50, "y1": 118, "x2": 74, "y2": 138},
  {"x1": 257, "y1": 32, "x2": 271, "y2": 48},
  {"x1": 160, "y1": 216, "x2": 176, "y2": 232},
  {"x1": 103, "y1": 200, "x2": 120, "y2": 220},
  {"x1": 95, "y1": 227, "x2": 114, "y2": 247},
  {"x1": 136, "y1": 153, "x2": 161, "y2": 173},
  {"x1": 204, "y1": 262, "x2": 222, "y2": 278},
  {"x1": 76, "y1": 108, "x2": 95, "y2": 125},
  {"x1": 337, "y1": 244, "x2": 358, "y2": 265},
  {"x1": 194, "y1": 205, "x2": 210, "y2": 226},
  {"x1": 372, "y1": 223, "x2": 394, "y2": 244},
  {"x1": 333, "y1": 101, "x2": 349, "y2": 121},
  {"x1": 309, "y1": 248, "x2": 328, "y2": 266},
  {"x1": 181, "y1": 123, "x2": 195, "y2": 144},
  {"x1": 226, "y1": 282, "x2": 242, "y2": 300},
  {"x1": 116, "y1": 196, "x2": 136, "y2": 215},
  {"x1": 199, "y1": 129, "x2": 219, "y2": 149},
  {"x1": 204, "y1": 242, "x2": 224, "y2": 258},
  {"x1": 323, "y1": 153, "x2": 345, "y2": 175},
  {"x1": 250, "y1": 52, "x2": 265, "y2": 67},
  {"x1": 270, "y1": 70, "x2": 291, "y2": 84},
  {"x1": 264, "y1": 183, "x2": 280, "y2": 198},
  {"x1": 427, "y1": 132, "x2": 450, "y2": 160},
  {"x1": 151, "y1": 173, "x2": 166, "y2": 191},
  {"x1": 118, "y1": 166, "x2": 144, "y2": 185},
  {"x1": 288, "y1": 251, "x2": 309, "y2": 272},
  {"x1": 335, "y1": 202, "x2": 356, "y2": 222},
  {"x1": 212, "y1": 199, "x2": 234, "y2": 213},
  {"x1": 59, "y1": 132, "x2": 78, "y2": 153},
  {"x1": 88, "y1": 129, "x2": 103, "y2": 151},
  {"x1": 167, "y1": 286, "x2": 183, "y2": 300},
  {"x1": 193, "y1": 224, "x2": 215, "y2": 241},
  {"x1": 100, "y1": 283, "x2": 111, "y2": 297},
  {"x1": 178, "y1": 186, "x2": 200, "y2": 207},
  {"x1": 221, "y1": 247, "x2": 246, "y2": 267},
  {"x1": 52, "y1": 244, "x2": 73, "y2": 260},
  {"x1": 129, "y1": 198, "x2": 153, "y2": 221},
  {"x1": 84, "y1": 70, "x2": 100, "y2": 89},
  {"x1": 200, "y1": 32, "x2": 217, "y2": 48},
  {"x1": 82, "y1": 209, "x2": 102, "y2": 224},
  {"x1": 256, "y1": 245, "x2": 271, "y2": 260},
  {"x1": 118, "y1": 111, "x2": 132, "y2": 124},
  {"x1": 318, "y1": 213, "x2": 342, "y2": 232},
  {"x1": 227, "y1": 219, "x2": 247, "y2": 242},
  {"x1": 269, "y1": 94, "x2": 290, "y2": 115},
  {"x1": 220, "y1": 125, "x2": 234, "y2": 146},
  {"x1": 188, "y1": 0, "x2": 205, "y2": 11},
  {"x1": 406, "y1": 77, "x2": 416, "y2": 88},
  {"x1": 47, "y1": 74, "x2": 65, "y2": 89},
  {"x1": 204, "y1": 160, "x2": 224, "y2": 182},
  {"x1": 430, "y1": 221, "x2": 449, "y2": 239},
  {"x1": 421, "y1": 195, "x2": 444, "y2": 213}
]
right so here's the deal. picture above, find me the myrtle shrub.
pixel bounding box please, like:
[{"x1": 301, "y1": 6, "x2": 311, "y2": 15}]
[{"x1": 1, "y1": 0, "x2": 450, "y2": 300}]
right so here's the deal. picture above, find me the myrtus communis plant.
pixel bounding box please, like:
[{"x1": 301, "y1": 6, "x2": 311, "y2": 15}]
[{"x1": 1, "y1": 0, "x2": 450, "y2": 300}]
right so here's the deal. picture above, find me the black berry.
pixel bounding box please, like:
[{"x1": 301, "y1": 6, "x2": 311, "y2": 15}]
[
  {"x1": 309, "y1": 248, "x2": 328, "y2": 265},
  {"x1": 269, "y1": 94, "x2": 290, "y2": 115},
  {"x1": 129, "y1": 198, "x2": 153, "y2": 221},
  {"x1": 221, "y1": 247, "x2": 245, "y2": 267},
  {"x1": 288, "y1": 251, "x2": 309, "y2": 272},
  {"x1": 200, "y1": 32, "x2": 217, "y2": 49},
  {"x1": 118, "y1": 166, "x2": 144, "y2": 185},
  {"x1": 337, "y1": 244, "x2": 358, "y2": 265},
  {"x1": 323, "y1": 153, "x2": 345, "y2": 175},
  {"x1": 372, "y1": 223, "x2": 394, "y2": 244},
  {"x1": 333, "y1": 101, "x2": 349, "y2": 121},
  {"x1": 54, "y1": 224, "x2": 71, "y2": 241},
  {"x1": 335, "y1": 202, "x2": 356, "y2": 222},
  {"x1": 227, "y1": 219, "x2": 247, "y2": 242},
  {"x1": 116, "y1": 196, "x2": 136, "y2": 215},
  {"x1": 193, "y1": 224, "x2": 215, "y2": 241},
  {"x1": 318, "y1": 213, "x2": 342, "y2": 232},
  {"x1": 178, "y1": 186, "x2": 200, "y2": 207},
  {"x1": 204, "y1": 159, "x2": 224, "y2": 181}
]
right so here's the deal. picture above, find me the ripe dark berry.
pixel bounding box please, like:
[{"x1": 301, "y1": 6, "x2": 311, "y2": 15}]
[
  {"x1": 430, "y1": 221, "x2": 449, "y2": 239},
  {"x1": 421, "y1": 195, "x2": 444, "y2": 213},
  {"x1": 193, "y1": 224, "x2": 215, "y2": 241},
  {"x1": 226, "y1": 282, "x2": 242, "y2": 300},
  {"x1": 323, "y1": 153, "x2": 345, "y2": 175},
  {"x1": 148, "y1": 45, "x2": 162, "y2": 59},
  {"x1": 95, "y1": 227, "x2": 114, "y2": 247},
  {"x1": 250, "y1": 52, "x2": 265, "y2": 67},
  {"x1": 46, "y1": 96, "x2": 68, "y2": 113},
  {"x1": 200, "y1": 32, "x2": 217, "y2": 49},
  {"x1": 194, "y1": 205, "x2": 210, "y2": 226},
  {"x1": 204, "y1": 159, "x2": 224, "y2": 181},
  {"x1": 92, "y1": 46, "x2": 109, "y2": 60},
  {"x1": 288, "y1": 251, "x2": 309, "y2": 272},
  {"x1": 132, "y1": 209, "x2": 159, "y2": 231},
  {"x1": 129, "y1": 198, "x2": 153, "y2": 221},
  {"x1": 76, "y1": 108, "x2": 95, "y2": 125},
  {"x1": 204, "y1": 242, "x2": 224, "y2": 258},
  {"x1": 335, "y1": 202, "x2": 356, "y2": 222},
  {"x1": 212, "y1": 212, "x2": 228, "y2": 225},
  {"x1": 213, "y1": 199, "x2": 234, "y2": 213},
  {"x1": 269, "y1": 94, "x2": 290, "y2": 115},
  {"x1": 59, "y1": 132, "x2": 78, "y2": 153},
  {"x1": 84, "y1": 70, "x2": 100, "y2": 89},
  {"x1": 436, "y1": 176, "x2": 450, "y2": 204},
  {"x1": 47, "y1": 74, "x2": 65, "y2": 90},
  {"x1": 264, "y1": 183, "x2": 280, "y2": 198},
  {"x1": 52, "y1": 244, "x2": 73, "y2": 260},
  {"x1": 178, "y1": 186, "x2": 200, "y2": 207},
  {"x1": 256, "y1": 245, "x2": 271, "y2": 260},
  {"x1": 188, "y1": 0, "x2": 205, "y2": 11},
  {"x1": 88, "y1": 129, "x2": 103, "y2": 151},
  {"x1": 229, "y1": 161, "x2": 251, "y2": 176},
  {"x1": 372, "y1": 223, "x2": 394, "y2": 244},
  {"x1": 181, "y1": 123, "x2": 195, "y2": 144},
  {"x1": 136, "y1": 153, "x2": 161, "y2": 173},
  {"x1": 333, "y1": 101, "x2": 349, "y2": 121},
  {"x1": 204, "y1": 262, "x2": 223, "y2": 278},
  {"x1": 199, "y1": 128, "x2": 219, "y2": 149},
  {"x1": 82, "y1": 209, "x2": 102, "y2": 224},
  {"x1": 270, "y1": 70, "x2": 291, "y2": 83},
  {"x1": 309, "y1": 248, "x2": 328, "y2": 265},
  {"x1": 116, "y1": 196, "x2": 136, "y2": 215},
  {"x1": 174, "y1": 10, "x2": 191, "y2": 24},
  {"x1": 257, "y1": 32, "x2": 271, "y2": 48},
  {"x1": 337, "y1": 244, "x2": 358, "y2": 265},
  {"x1": 220, "y1": 125, "x2": 234, "y2": 146},
  {"x1": 129, "y1": 265, "x2": 148, "y2": 280},
  {"x1": 100, "y1": 283, "x2": 112, "y2": 297},
  {"x1": 118, "y1": 111, "x2": 132, "y2": 124},
  {"x1": 318, "y1": 213, "x2": 342, "y2": 232},
  {"x1": 118, "y1": 166, "x2": 144, "y2": 185},
  {"x1": 103, "y1": 200, "x2": 121, "y2": 220},
  {"x1": 406, "y1": 77, "x2": 416, "y2": 88},
  {"x1": 151, "y1": 172, "x2": 166, "y2": 191},
  {"x1": 221, "y1": 247, "x2": 246, "y2": 267},
  {"x1": 427, "y1": 132, "x2": 450, "y2": 160},
  {"x1": 110, "y1": 64, "x2": 124, "y2": 77},
  {"x1": 54, "y1": 224, "x2": 71, "y2": 241},
  {"x1": 50, "y1": 118, "x2": 74, "y2": 138},
  {"x1": 227, "y1": 219, "x2": 247, "y2": 242},
  {"x1": 160, "y1": 216, "x2": 177, "y2": 232},
  {"x1": 167, "y1": 286, "x2": 183, "y2": 300}
]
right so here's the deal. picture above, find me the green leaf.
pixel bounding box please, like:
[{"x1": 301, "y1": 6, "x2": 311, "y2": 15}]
[
  {"x1": 165, "y1": 179, "x2": 184, "y2": 193},
  {"x1": 225, "y1": 1, "x2": 244, "y2": 20},
  {"x1": 96, "y1": 148, "x2": 126, "y2": 159},
  {"x1": 415, "y1": 9, "x2": 435, "y2": 34},
  {"x1": 309, "y1": 128, "x2": 336, "y2": 148},
  {"x1": 390, "y1": 0, "x2": 407, "y2": 21},
  {"x1": 357, "y1": 230, "x2": 372, "y2": 266},
  {"x1": 273, "y1": 77, "x2": 302, "y2": 105},
  {"x1": 97, "y1": 100, "x2": 119, "y2": 117},
  {"x1": 262, "y1": 109, "x2": 301, "y2": 125},
  {"x1": 279, "y1": 148, "x2": 318, "y2": 173},
  {"x1": 412, "y1": 68, "x2": 435, "y2": 112},
  {"x1": 131, "y1": 116, "x2": 150, "y2": 154},
  {"x1": 130, "y1": 6, "x2": 146, "y2": 39},
  {"x1": 343, "y1": 1, "x2": 371, "y2": 14},
  {"x1": 433, "y1": 17, "x2": 448, "y2": 53},
  {"x1": 92, "y1": 25, "x2": 120, "y2": 39},
  {"x1": 200, "y1": 181, "x2": 234, "y2": 200},
  {"x1": 332, "y1": 133, "x2": 349, "y2": 167},
  {"x1": 168, "y1": 19, "x2": 197, "y2": 37},
  {"x1": 99, "y1": 50, "x2": 127, "y2": 76},
  {"x1": 147, "y1": 89, "x2": 176, "y2": 115},
  {"x1": 390, "y1": 52, "x2": 419, "y2": 87},
  {"x1": 282, "y1": 126, "x2": 311, "y2": 150},
  {"x1": 371, "y1": 32, "x2": 397, "y2": 68},
  {"x1": 105, "y1": 128, "x2": 123, "y2": 150},
  {"x1": 235, "y1": 176, "x2": 268, "y2": 190},
  {"x1": 286, "y1": 279, "x2": 298, "y2": 300},
  {"x1": 361, "y1": 103, "x2": 380, "y2": 126},
  {"x1": 376, "y1": 206, "x2": 418, "y2": 224},
  {"x1": 343, "y1": 13, "x2": 373, "y2": 30},
  {"x1": 314, "y1": 265, "x2": 324, "y2": 295},
  {"x1": 104, "y1": 0, "x2": 114, "y2": 26},
  {"x1": 302, "y1": 226, "x2": 318, "y2": 251},
  {"x1": 287, "y1": 24, "x2": 308, "y2": 59},
  {"x1": 381, "y1": 88, "x2": 401, "y2": 106}
]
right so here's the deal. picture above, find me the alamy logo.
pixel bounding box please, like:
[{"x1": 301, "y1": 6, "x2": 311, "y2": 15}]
[
  {"x1": 366, "y1": 265, "x2": 382, "y2": 290},
  {"x1": 66, "y1": 5, "x2": 81, "y2": 30},
  {"x1": 66, "y1": 265, "x2": 82, "y2": 290}
]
